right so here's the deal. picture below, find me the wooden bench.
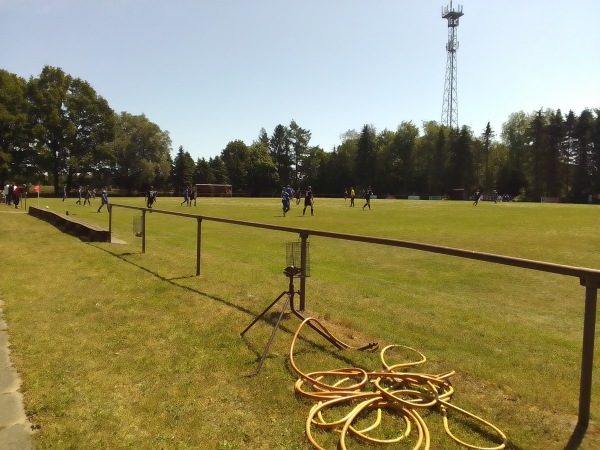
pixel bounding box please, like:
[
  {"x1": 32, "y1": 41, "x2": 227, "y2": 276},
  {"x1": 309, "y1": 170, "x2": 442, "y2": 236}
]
[{"x1": 28, "y1": 206, "x2": 111, "y2": 242}]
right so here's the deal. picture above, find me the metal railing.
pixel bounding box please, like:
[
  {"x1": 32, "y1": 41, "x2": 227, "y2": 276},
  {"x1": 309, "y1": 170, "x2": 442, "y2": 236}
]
[{"x1": 108, "y1": 203, "x2": 600, "y2": 431}]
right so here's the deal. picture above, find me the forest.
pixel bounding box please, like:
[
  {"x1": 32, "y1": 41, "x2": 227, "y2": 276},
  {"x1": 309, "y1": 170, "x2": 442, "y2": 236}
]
[{"x1": 1, "y1": 65, "x2": 599, "y2": 202}]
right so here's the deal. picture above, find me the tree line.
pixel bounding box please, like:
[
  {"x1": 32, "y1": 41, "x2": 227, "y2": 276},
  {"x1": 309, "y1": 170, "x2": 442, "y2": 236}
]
[{"x1": 1, "y1": 66, "x2": 599, "y2": 201}]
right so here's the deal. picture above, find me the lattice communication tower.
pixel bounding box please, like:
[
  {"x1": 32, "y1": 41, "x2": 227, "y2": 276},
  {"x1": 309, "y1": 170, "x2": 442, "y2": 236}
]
[{"x1": 441, "y1": 1, "x2": 464, "y2": 129}]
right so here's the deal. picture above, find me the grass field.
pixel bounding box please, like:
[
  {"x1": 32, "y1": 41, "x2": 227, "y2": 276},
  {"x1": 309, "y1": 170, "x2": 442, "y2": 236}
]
[{"x1": 1, "y1": 195, "x2": 599, "y2": 449}]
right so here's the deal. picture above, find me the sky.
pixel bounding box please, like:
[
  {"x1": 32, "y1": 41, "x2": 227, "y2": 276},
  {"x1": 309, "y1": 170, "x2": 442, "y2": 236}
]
[{"x1": 1, "y1": 0, "x2": 599, "y2": 161}]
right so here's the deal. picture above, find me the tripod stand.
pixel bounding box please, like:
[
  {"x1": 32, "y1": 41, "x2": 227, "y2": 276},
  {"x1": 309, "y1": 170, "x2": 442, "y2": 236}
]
[{"x1": 241, "y1": 266, "x2": 346, "y2": 374}]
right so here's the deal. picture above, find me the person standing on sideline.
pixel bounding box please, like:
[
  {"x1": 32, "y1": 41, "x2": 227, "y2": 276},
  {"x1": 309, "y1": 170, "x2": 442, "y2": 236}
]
[
  {"x1": 3, "y1": 182, "x2": 9, "y2": 204},
  {"x1": 146, "y1": 186, "x2": 157, "y2": 209},
  {"x1": 363, "y1": 186, "x2": 372, "y2": 210},
  {"x1": 76, "y1": 186, "x2": 82, "y2": 205},
  {"x1": 303, "y1": 186, "x2": 314, "y2": 216},
  {"x1": 350, "y1": 187, "x2": 355, "y2": 207},
  {"x1": 12, "y1": 184, "x2": 22, "y2": 209},
  {"x1": 7, "y1": 182, "x2": 14, "y2": 206},
  {"x1": 473, "y1": 189, "x2": 481, "y2": 206},
  {"x1": 344, "y1": 188, "x2": 348, "y2": 202},
  {"x1": 97, "y1": 187, "x2": 109, "y2": 212},
  {"x1": 62, "y1": 185, "x2": 67, "y2": 202}
]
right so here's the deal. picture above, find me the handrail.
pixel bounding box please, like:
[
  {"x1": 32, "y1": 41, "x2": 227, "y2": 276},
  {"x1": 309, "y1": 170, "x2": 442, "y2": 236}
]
[
  {"x1": 111, "y1": 203, "x2": 600, "y2": 281},
  {"x1": 108, "y1": 203, "x2": 599, "y2": 431}
]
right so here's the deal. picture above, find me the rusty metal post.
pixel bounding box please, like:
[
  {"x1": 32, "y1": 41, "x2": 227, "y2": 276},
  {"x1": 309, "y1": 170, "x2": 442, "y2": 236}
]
[
  {"x1": 577, "y1": 276, "x2": 599, "y2": 430},
  {"x1": 142, "y1": 210, "x2": 146, "y2": 254},
  {"x1": 108, "y1": 204, "x2": 112, "y2": 243},
  {"x1": 196, "y1": 217, "x2": 202, "y2": 276},
  {"x1": 299, "y1": 232, "x2": 309, "y2": 311}
]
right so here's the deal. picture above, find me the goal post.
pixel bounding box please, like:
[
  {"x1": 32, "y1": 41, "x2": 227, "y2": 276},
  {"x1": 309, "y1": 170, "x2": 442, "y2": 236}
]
[{"x1": 195, "y1": 184, "x2": 233, "y2": 197}]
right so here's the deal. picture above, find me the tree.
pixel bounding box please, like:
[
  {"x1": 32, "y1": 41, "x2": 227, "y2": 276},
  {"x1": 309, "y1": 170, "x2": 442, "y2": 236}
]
[
  {"x1": 390, "y1": 122, "x2": 419, "y2": 195},
  {"x1": 447, "y1": 126, "x2": 474, "y2": 191},
  {"x1": 544, "y1": 109, "x2": 564, "y2": 197},
  {"x1": 496, "y1": 164, "x2": 527, "y2": 197},
  {"x1": 195, "y1": 157, "x2": 214, "y2": 184},
  {"x1": 331, "y1": 138, "x2": 358, "y2": 190},
  {"x1": 221, "y1": 140, "x2": 249, "y2": 192},
  {"x1": 339, "y1": 129, "x2": 359, "y2": 143},
  {"x1": 374, "y1": 129, "x2": 396, "y2": 195},
  {"x1": 172, "y1": 146, "x2": 196, "y2": 191},
  {"x1": 0, "y1": 70, "x2": 33, "y2": 183},
  {"x1": 590, "y1": 109, "x2": 600, "y2": 195},
  {"x1": 416, "y1": 121, "x2": 448, "y2": 196},
  {"x1": 208, "y1": 156, "x2": 229, "y2": 185},
  {"x1": 28, "y1": 65, "x2": 115, "y2": 194},
  {"x1": 246, "y1": 142, "x2": 279, "y2": 196},
  {"x1": 501, "y1": 111, "x2": 531, "y2": 169},
  {"x1": 526, "y1": 109, "x2": 548, "y2": 199},
  {"x1": 256, "y1": 128, "x2": 269, "y2": 148},
  {"x1": 110, "y1": 112, "x2": 171, "y2": 193},
  {"x1": 64, "y1": 78, "x2": 116, "y2": 190},
  {"x1": 355, "y1": 124, "x2": 377, "y2": 187},
  {"x1": 571, "y1": 109, "x2": 594, "y2": 201},
  {"x1": 288, "y1": 120, "x2": 311, "y2": 184},
  {"x1": 500, "y1": 111, "x2": 530, "y2": 196},
  {"x1": 431, "y1": 125, "x2": 448, "y2": 195},
  {"x1": 562, "y1": 110, "x2": 578, "y2": 195},
  {"x1": 480, "y1": 122, "x2": 495, "y2": 191},
  {"x1": 303, "y1": 146, "x2": 329, "y2": 192},
  {"x1": 269, "y1": 124, "x2": 291, "y2": 185}
]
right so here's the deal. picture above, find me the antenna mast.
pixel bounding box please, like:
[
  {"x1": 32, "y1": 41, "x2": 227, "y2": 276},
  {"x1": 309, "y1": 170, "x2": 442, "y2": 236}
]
[{"x1": 441, "y1": 1, "x2": 464, "y2": 129}]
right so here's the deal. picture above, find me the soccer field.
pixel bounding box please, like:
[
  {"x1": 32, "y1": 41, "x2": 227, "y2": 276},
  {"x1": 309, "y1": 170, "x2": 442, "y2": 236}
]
[{"x1": 2, "y1": 197, "x2": 600, "y2": 449}]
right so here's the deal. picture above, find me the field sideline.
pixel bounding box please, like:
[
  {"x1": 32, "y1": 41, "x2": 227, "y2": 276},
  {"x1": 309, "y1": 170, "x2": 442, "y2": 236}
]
[{"x1": 1, "y1": 197, "x2": 599, "y2": 449}]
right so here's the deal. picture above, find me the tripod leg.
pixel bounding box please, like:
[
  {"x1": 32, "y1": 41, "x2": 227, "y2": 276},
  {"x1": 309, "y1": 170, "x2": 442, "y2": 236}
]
[
  {"x1": 240, "y1": 291, "x2": 287, "y2": 336},
  {"x1": 254, "y1": 293, "x2": 291, "y2": 374}
]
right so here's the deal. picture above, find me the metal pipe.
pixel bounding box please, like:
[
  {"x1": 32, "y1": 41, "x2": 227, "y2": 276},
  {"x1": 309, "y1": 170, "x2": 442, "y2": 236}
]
[
  {"x1": 578, "y1": 276, "x2": 599, "y2": 430},
  {"x1": 196, "y1": 217, "x2": 202, "y2": 276},
  {"x1": 299, "y1": 232, "x2": 308, "y2": 311},
  {"x1": 108, "y1": 204, "x2": 112, "y2": 243}
]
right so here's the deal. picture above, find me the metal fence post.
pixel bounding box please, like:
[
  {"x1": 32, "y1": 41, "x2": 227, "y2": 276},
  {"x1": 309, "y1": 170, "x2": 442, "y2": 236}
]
[
  {"x1": 142, "y1": 210, "x2": 146, "y2": 254},
  {"x1": 108, "y1": 204, "x2": 112, "y2": 243},
  {"x1": 196, "y1": 217, "x2": 202, "y2": 276},
  {"x1": 578, "y1": 276, "x2": 599, "y2": 430},
  {"x1": 299, "y1": 232, "x2": 309, "y2": 311}
]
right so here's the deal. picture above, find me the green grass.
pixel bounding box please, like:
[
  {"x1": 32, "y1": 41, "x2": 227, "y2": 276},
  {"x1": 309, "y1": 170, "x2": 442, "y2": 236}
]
[{"x1": 1, "y1": 196, "x2": 599, "y2": 449}]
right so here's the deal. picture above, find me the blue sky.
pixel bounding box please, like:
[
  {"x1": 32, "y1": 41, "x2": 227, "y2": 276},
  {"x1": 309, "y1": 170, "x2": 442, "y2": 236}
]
[{"x1": 1, "y1": 0, "x2": 599, "y2": 161}]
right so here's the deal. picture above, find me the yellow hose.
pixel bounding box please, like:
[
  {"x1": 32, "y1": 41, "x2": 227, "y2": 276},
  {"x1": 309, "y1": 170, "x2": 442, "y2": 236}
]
[{"x1": 289, "y1": 317, "x2": 507, "y2": 449}]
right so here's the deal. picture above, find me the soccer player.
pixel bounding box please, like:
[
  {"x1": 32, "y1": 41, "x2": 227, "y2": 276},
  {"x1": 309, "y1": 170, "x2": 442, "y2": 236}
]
[
  {"x1": 281, "y1": 188, "x2": 291, "y2": 216},
  {"x1": 302, "y1": 186, "x2": 314, "y2": 216},
  {"x1": 363, "y1": 186, "x2": 372, "y2": 210},
  {"x1": 97, "y1": 187, "x2": 109, "y2": 212},
  {"x1": 146, "y1": 186, "x2": 157, "y2": 209},
  {"x1": 473, "y1": 189, "x2": 481, "y2": 206}
]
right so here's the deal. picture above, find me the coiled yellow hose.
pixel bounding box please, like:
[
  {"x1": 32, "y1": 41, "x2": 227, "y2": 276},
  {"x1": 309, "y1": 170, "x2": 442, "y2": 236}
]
[{"x1": 289, "y1": 317, "x2": 507, "y2": 450}]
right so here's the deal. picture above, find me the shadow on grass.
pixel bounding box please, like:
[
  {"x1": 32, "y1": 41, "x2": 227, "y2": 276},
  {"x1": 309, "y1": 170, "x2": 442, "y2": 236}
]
[
  {"x1": 435, "y1": 409, "x2": 526, "y2": 450},
  {"x1": 92, "y1": 245, "x2": 258, "y2": 318},
  {"x1": 90, "y1": 244, "x2": 366, "y2": 378}
]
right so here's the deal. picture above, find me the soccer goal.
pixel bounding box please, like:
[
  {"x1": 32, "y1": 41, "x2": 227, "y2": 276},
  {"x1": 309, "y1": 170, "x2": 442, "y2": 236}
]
[{"x1": 195, "y1": 184, "x2": 232, "y2": 197}]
